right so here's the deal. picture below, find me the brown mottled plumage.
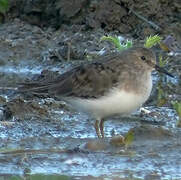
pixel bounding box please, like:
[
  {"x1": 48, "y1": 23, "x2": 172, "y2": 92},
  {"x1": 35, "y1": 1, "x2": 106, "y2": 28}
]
[{"x1": 19, "y1": 47, "x2": 173, "y2": 138}]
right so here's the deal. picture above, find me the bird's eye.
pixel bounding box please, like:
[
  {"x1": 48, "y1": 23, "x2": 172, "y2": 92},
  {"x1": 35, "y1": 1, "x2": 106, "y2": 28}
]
[{"x1": 141, "y1": 56, "x2": 146, "y2": 60}]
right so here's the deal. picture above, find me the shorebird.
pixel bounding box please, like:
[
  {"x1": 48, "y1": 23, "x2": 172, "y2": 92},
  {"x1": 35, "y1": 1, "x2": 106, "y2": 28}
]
[{"x1": 18, "y1": 47, "x2": 173, "y2": 138}]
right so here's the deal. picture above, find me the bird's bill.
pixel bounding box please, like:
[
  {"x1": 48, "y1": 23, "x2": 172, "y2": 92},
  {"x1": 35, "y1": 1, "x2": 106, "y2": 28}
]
[{"x1": 155, "y1": 64, "x2": 174, "y2": 78}]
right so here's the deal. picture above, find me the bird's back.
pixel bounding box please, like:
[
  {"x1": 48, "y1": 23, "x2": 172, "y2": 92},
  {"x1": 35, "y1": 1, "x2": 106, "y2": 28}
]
[{"x1": 18, "y1": 47, "x2": 154, "y2": 99}]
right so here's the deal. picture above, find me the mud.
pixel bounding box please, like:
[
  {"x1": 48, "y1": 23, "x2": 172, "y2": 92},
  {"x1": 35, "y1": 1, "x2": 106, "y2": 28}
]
[
  {"x1": 7, "y1": 0, "x2": 181, "y2": 37},
  {"x1": 0, "y1": 0, "x2": 181, "y2": 179}
]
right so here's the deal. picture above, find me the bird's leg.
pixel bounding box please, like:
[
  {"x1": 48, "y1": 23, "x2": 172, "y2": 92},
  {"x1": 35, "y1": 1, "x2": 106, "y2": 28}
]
[
  {"x1": 94, "y1": 119, "x2": 101, "y2": 138},
  {"x1": 100, "y1": 119, "x2": 105, "y2": 138}
]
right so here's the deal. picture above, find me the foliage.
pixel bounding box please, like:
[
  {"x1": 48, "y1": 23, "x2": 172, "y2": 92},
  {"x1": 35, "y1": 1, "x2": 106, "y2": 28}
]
[
  {"x1": 101, "y1": 36, "x2": 133, "y2": 51},
  {"x1": 101, "y1": 34, "x2": 162, "y2": 51},
  {"x1": 158, "y1": 54, "x2": 168, "y2": 67},
  {"x1": 144, "y1": 34, "x2": 162, "y2": 48},
  {"x1": 157, "y1": 85, "x2": 167, "y2": 107},
  {"x1": 124, "y1": 129, "x2": 134, "y2": 148},
  {"x1": 110, "y1": 130, "x2": 134, "y2": 147},
  {"x1": 172, "y1": 101, "x2": 181, "y2": 127},
  {"x1": 172, "y1": 102, "x2": 181, "y2": 118},
  {"x1": 0, "y1": 0, "x2": 9, "y2": 14}
]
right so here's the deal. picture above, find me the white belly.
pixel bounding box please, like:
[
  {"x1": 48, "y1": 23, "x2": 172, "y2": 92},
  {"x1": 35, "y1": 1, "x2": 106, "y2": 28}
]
[{"x1": 67, "y1": 78, "x2": 152, "y2": 119}]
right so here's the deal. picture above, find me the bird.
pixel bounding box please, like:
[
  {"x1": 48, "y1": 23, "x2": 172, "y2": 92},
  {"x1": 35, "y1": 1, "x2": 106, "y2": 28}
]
[{"x1": 18, "y1": 47, "x2": 173, "y2": 138}]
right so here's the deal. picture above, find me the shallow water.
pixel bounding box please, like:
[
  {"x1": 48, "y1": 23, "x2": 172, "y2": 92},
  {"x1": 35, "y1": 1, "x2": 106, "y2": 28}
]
[
  {"x1": 0, "y1": 105, "x2": 180, "y2": 179},
  {"x1": 0, "y1": 21, "x2": 181, "y2": 180}
]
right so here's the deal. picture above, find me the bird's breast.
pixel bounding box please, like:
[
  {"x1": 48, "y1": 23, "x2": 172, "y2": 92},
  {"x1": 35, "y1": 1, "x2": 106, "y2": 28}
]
[{"x1": 67, "y1": 75, "x2": 152, "y2": 119}]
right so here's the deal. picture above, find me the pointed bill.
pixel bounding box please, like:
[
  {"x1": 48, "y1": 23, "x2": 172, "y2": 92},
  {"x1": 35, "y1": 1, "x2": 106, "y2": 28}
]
[{"x1": 155, "y1": 65, "x2": 174, "y2": 78}]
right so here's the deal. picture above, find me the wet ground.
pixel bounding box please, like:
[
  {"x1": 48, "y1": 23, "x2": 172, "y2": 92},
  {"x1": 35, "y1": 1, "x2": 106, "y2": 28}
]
[{"x1": 0, "y1": 19, "x2": 181, "y2": 180}]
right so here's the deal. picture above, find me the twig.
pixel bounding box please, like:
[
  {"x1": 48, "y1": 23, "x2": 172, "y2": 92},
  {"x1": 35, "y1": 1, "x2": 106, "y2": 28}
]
[
  {"x1": 114, "y1": 1, "x2": 161, "y2": 31},
  {"x1": 0, "y1": 87, "x2": 17, "y2": 90},
  {"x1": 67, "y1": 41, "x2": 71, "y2": 61},
  {"x1": 129, "y1": 9, "x2": 162, "y2": 31},
  {"x1": 0, "y1": 149, "x2": 66, "y2": 155}
]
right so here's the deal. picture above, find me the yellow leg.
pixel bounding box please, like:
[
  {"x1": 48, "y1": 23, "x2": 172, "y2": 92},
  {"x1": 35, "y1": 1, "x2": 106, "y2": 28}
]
[
  {"x1": 100, "y1": 119, "x2": 105, "y2": 138},
  {"x1": 94, "y1": 120, "x2": 101, "y2": 138}
]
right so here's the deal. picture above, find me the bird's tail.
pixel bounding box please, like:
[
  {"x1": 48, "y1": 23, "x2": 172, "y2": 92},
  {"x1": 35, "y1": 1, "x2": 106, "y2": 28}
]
[{"x1": 17, "y1": 82, "x2": 50, "y2": 95}]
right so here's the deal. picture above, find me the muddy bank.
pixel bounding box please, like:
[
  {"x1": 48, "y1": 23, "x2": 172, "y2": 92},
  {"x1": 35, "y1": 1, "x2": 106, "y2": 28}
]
[
  {"x1": 0, "y1": 19, "x2": 180, "y2": 179},
  {"x1": 0, "y1": 0, "x2": 180, "y2": 179},
  {"x1": 7, "y1": 0, "x2": 181, "y2": 37}
]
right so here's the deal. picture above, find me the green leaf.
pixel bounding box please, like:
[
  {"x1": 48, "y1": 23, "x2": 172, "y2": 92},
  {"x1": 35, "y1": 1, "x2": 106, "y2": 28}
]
[
  {"x1": 124, "y1": 129, "x2": 134, "y2": 147},
  {"x1": 0, "y1": 0, "x2": 9, "y2": 14},
  {"x1": 100, "y1": 36, "x2": 132, "y2": 51},
  {"x1": 158, "y1": 55, "x2": 168, "y2": 67},
  {"x1": 157, "y1": 85, "x2": 167, "y2": 107},
  {"x1": 144, "y1": 35, "x2": 162, "y2": 48},
  {"x1": 172, "y1": 101, "x2": 181, "y2": 118},
  {"x1": 101, "y1": 36, "x2": 123, "y2": 50},
  {"x1": 172, "y1": 101, "x2": 181, "y2": 127},
  {"x1": 126, "y1": 40, "x2": 133, "y2": 48}
]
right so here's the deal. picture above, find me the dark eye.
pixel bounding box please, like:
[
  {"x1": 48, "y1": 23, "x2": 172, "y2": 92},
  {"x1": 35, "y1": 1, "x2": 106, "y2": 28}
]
[{"x1": 141, "y1": 56, "x2": 146, "y2": 60}]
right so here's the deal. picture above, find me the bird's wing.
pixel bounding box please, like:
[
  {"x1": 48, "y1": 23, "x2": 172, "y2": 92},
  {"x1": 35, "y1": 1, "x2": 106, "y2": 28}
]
[
  {"x1": 49, "y1": 52, "x2": 128, "y2": 98},
  {"x1": 19, "y1": 52, "x2": 129, "y2": 98}
]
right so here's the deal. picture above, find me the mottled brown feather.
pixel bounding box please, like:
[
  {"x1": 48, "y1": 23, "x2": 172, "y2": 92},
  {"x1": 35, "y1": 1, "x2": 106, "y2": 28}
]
[{"x1": 18, "y1": 47, "x2": 156, "y2": 99}]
